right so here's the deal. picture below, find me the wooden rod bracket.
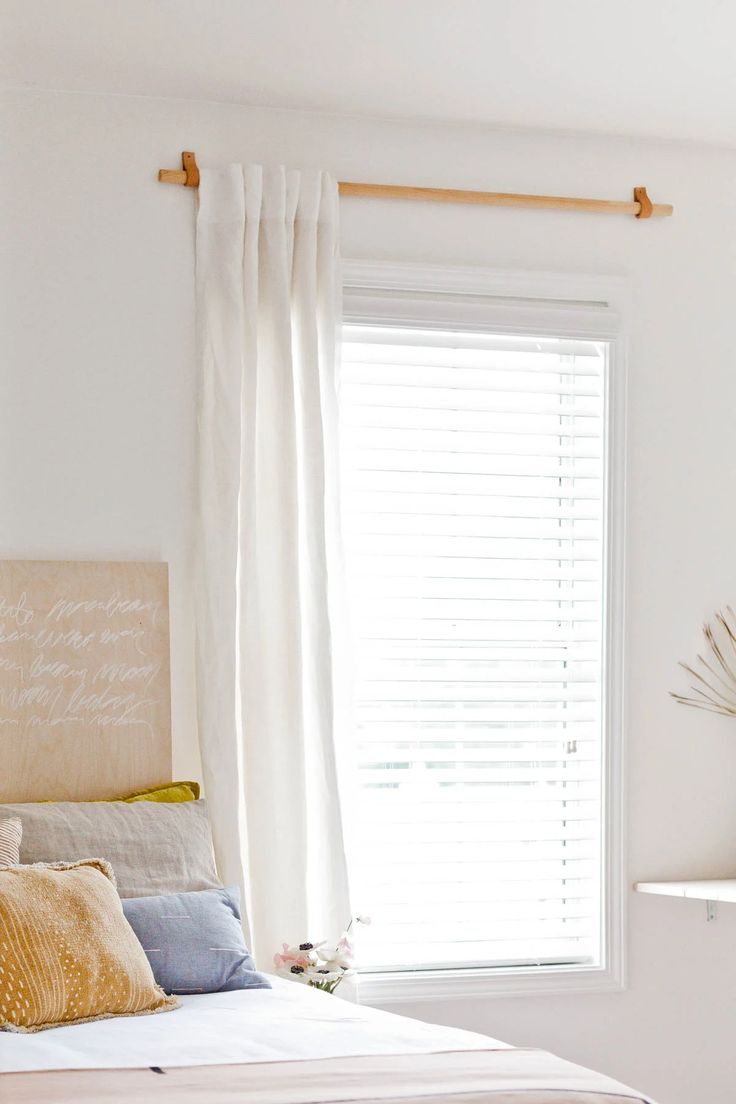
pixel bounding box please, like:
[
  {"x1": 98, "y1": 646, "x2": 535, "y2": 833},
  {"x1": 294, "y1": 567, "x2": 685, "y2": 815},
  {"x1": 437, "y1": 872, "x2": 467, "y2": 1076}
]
[
  {"x1": 182, "y1": 151, "x2": 200, "y2": 187},
  {"x1": 634, "y1": 186, "x2": 653, "y2": 219},
  {"x1": 158, "y1": 151, "x2": 199, "y2": 187}
]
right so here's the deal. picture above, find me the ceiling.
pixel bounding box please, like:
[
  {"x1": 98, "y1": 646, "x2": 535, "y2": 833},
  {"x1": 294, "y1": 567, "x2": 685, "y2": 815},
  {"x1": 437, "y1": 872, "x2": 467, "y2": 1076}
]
[{"x1": 3, "y1": 0, "x2": 736, "y2": 146}]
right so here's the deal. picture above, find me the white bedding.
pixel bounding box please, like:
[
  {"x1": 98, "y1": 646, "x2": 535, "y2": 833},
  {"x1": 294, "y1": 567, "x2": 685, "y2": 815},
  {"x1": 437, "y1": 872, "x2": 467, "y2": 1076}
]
[{"x1": 0, "y1": 976, "x2": 505, "y2": 1074}]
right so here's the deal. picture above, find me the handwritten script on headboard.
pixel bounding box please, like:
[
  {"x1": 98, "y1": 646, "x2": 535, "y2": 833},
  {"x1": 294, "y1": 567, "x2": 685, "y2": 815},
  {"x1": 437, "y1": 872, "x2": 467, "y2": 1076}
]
[{"x1": 0, "y1": 560, "x2": 171, "y2": 802}]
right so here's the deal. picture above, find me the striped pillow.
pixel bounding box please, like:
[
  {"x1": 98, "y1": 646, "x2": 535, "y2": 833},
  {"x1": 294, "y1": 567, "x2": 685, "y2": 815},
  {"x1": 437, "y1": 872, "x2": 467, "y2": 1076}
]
[{"x1": 0, "y1": 818, "x2": 21, "y2": 866}]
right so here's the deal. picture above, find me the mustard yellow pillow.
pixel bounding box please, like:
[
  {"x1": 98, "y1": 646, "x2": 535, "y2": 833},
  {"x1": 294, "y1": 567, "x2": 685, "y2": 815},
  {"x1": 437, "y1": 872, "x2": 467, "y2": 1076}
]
[
  {"x1": 119, "y1": 781, "x2": 200, "y2": 803},
  {"x1": 36, "y1": 781, "x2": 200, "y2": 804},
  {"x1": 0, "y1": 859, "x2": 179, "y2": 1032}
]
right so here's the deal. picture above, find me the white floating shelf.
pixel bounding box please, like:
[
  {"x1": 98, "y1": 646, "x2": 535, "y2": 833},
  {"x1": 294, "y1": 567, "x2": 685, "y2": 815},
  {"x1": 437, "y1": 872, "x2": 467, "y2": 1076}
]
[
  {"x1": 635, "y1": 879, "x2": 736, "y2": 903},
  {"x1": 635, "y1": 879, "x2": 736, "y2": 919}
]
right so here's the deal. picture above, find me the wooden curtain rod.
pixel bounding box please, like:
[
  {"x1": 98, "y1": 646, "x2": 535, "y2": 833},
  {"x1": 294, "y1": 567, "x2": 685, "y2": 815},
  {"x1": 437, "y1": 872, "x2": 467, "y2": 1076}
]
[{"x1": 158, "y1": 152, "x2": 673, "y2": 220}]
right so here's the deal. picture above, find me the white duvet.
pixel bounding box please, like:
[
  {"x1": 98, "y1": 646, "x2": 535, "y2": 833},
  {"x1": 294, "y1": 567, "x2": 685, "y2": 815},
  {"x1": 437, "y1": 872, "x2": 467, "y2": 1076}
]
[{"x1": 0, "y1": 976, "x2": 505, "y2": 1074}]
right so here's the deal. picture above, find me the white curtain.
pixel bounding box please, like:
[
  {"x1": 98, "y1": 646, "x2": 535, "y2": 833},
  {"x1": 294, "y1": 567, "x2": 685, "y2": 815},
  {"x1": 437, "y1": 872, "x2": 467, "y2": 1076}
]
[{"x1": 194, "y1": 164, "x2": 351, "y2": 967}]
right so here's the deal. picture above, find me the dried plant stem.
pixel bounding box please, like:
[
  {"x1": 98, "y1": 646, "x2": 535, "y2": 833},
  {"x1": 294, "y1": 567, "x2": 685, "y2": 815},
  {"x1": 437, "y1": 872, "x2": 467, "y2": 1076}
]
[{"x1": 671, "y1": 608, "x2": 736, "y2": 717}]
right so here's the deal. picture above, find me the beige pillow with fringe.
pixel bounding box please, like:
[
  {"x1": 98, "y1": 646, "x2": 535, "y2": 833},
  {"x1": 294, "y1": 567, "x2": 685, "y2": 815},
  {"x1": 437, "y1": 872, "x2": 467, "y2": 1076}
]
[
  {"x1": 0, "y1": 858, "x2": 179, "y2": 1033},
  {"x1": 0, "y1": 817, "x2": 21, "y2": 866}
]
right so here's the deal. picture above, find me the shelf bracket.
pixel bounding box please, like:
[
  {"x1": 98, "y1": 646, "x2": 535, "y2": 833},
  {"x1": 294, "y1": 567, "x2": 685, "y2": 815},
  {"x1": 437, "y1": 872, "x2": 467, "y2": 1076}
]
[{"x1": 706, "y1": 900, "x2": 717, "y2": 922}]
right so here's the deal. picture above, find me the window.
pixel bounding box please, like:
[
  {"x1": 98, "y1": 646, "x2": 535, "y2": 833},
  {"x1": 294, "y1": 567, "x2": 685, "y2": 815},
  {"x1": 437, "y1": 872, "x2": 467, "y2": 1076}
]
[{"x1": 338, "y1": 263, "x2": 624, "y2": 995}]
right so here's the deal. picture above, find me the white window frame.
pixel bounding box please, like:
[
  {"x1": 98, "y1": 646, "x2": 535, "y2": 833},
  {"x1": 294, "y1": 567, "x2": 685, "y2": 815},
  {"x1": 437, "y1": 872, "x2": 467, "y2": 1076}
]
[{"x1": 341, "y1": 260, "x2": 627, "y2": 1004}]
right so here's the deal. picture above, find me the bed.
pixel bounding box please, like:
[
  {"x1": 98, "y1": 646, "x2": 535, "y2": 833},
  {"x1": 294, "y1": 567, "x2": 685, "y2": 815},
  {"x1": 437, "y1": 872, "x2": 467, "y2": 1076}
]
[
  {"x1": 0, "y1": 561, "x2": 654, "y2": 1103},
  {"x1": 1, "y1": 976, "x2": 654, "y2": 1103}
]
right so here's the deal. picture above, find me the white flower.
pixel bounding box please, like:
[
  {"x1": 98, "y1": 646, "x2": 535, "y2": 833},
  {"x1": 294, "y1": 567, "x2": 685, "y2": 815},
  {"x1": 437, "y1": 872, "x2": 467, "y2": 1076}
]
[
  {"x1": 308, "y1": 967, "x2": 347, "y2": 984},
  {"x1": 325, "y1": 934, "x2": 354, "y2": 969},
  {"x1": 320, "y1": 956, "x2": 355, "y2": 974}
]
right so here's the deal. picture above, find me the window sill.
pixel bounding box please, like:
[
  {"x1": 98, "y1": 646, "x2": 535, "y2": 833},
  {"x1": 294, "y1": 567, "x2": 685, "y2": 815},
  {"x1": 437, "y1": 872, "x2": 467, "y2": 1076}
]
[{"x1": 357, "y1": 962, "x2": 624, "y2": 1005}]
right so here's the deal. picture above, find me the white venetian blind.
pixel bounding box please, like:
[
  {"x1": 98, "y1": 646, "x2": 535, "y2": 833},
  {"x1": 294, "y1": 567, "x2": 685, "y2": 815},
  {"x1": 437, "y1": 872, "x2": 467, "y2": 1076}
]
[{"x1": 339, "y1": 317, "x2": 608, "y2": 973}]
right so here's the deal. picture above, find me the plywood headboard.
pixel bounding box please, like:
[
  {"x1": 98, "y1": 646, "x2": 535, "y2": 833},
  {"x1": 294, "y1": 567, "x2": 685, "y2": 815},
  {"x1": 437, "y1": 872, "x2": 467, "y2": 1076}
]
[{"x1": 0, "y1": 560, "x2": 172, "y2": 802}]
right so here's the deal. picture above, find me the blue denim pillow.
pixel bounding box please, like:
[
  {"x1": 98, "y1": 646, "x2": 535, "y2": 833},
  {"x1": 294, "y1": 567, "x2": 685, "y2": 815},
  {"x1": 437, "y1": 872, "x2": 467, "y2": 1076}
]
[{"x1": 122, "y1": 886, "x2": 271, "y2": 995}]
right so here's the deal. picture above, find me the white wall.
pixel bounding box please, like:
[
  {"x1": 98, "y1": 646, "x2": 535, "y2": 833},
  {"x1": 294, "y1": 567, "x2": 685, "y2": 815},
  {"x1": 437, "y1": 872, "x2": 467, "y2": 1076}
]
[{"x1": 4, "y1": 88, "x2": 736, "y2": 1103}]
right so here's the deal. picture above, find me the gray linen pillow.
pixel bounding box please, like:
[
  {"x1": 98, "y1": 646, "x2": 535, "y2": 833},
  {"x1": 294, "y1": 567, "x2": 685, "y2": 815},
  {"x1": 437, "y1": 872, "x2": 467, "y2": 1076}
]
[
  {"x1": 0, "y1": 800, "x2": 219, "y2": 898},
  {"x1": 122, "y1": 886, "x2": 271, "y2": 995}
]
